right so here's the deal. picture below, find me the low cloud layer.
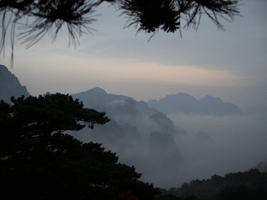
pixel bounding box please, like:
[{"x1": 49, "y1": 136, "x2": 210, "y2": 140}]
[{"x1": 67, "y1": 99, "x2": 267, "y2": 189}]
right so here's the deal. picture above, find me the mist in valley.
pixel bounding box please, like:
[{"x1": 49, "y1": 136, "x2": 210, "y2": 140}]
[
  {"x1": 67, "y1": 99, "x2": 267, "y2": 189},
  {"x1": 169, "y1": 112, "x2": 267, "y2": 187},
  {"x1": 3, "y1": 64, "x2": 265, "y2": 189}
]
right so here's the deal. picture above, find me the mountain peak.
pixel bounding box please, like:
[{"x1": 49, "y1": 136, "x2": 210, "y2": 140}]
[
  {"x1": 0, "y1": 64, "x2": 9, "y2": 72},
  {"x1": 0, "y1": 65, "x2": 30, "y2": 104},
  {"x1": 147, "y1": 92, "x2": 243, "y2": 116},
  {"x1": 199, "y1": 95, "x2": 223, "y2": 104},
  {"x1": 87, "y1": 87, "x2": 107, "y2": 94}
]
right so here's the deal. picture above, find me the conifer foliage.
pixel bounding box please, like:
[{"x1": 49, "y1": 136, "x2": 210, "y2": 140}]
[
  {"x1": 0, "y1": 93, "x2": 160, "y2": 200},
  {"x1": 0, "y1": 0, "x2": 240, "y2": 66}
]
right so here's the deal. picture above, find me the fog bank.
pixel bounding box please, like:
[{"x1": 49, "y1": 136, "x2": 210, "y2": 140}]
[{"x1": 68, "y1": 109, "x2": 267, "y2": 189}]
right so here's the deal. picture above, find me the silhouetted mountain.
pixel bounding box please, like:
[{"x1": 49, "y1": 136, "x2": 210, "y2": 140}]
[
  {"x1": 71, "y1": 87, "x2": 129, "y2": 108},
  {"x1": 0, "y1": 65, "x2": 30, "y2": 104},
  {"x1": 149, "y1": 112, "x2": 186, "y2": 135},
  {"x1": 196, "y1": 131, "x2": 212, "y2": 141},
  {"x1": 136, "y1": 100, "x2": 159, "y2": 116},
  {"x1": 196, "y1": 95, "x2": 243, "y2": 116},
  {"x1": 121, "y1": 123, "x2": 141, "y2": 141},
  {"x1": 147, "y1": 92, "x2": 243, "y2": 116},
  {"x1": 148, "y1": 93, "x2": 198, "y2": 115},
  {"x1": 150, "y1": 131, "x2": 184, "y2": 169},
  {"x1": 95, "y1": 99, "x2": 144, "y2": 128},
  {"x1": 89, "y1": 119, "x2": 127, "y2": 142},
  {"x1": 96, "y1": 99, "x2": 142, "y2": 119},
  {"x1": 71, "y1": 87, "x2": 158, "y2": 115}
]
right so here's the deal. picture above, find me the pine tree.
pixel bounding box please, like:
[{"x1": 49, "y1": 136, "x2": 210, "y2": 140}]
[{"x1": 0, "y1": 93, "x2": 160, "y2": 200}]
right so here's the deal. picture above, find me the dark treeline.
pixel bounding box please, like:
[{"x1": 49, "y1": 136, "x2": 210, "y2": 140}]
[
  {"x1": 156, "y1": 166, "x2": 267, "y2": 200},
  {"x1": 0, "y1": 94, "x2": 160, "y2": 200},
  {"x1": 1, "y1": 92, "x2": 267, "y2": 200}
]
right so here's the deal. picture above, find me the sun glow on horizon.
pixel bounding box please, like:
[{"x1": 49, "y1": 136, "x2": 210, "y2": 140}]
[
  {"x1": 77, "y1": 58, "x2": 245, "y2": 87},
  {"x1": 8, "y1": 52, "x2": 249, "y2": 97}
]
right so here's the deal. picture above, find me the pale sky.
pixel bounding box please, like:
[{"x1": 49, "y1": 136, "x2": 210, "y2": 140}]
[{"x1": 1, "y1": 0, "x2": 266, "y2": 113}]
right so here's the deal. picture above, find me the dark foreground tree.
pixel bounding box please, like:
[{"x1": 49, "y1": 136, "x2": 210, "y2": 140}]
[
  {"x1": 0, "y1": 94, "x2": 160, "y2": 200},
  {"x1": 0, "y1": 93, "x2": 109, "y2": 158},
  {"x1": 0, "y1": 0, "x2": 240, "y2": 66}
]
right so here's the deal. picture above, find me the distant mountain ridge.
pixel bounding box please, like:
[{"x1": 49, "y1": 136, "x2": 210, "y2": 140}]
[
  {"x1": 0, "y1": 65, "x2": 243, "y2": 116},
  {"x1": 71, "y1": 87, "x2": 158, "y2": 116},
  {"x1": 72, "y1": 88, "x2": 243, "y2": 116},
  {"x1": 0, "y1": 65, "x2": 30, "y2": 104},
  {"x1": 147, "y1": 92, "x2": 243, "y2": 116},
  {"x1": 71, "y1": 87, "x2": 133, "y2": 108}
]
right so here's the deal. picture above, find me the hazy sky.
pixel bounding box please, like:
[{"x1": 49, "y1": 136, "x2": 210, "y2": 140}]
[
  {"x1": 1, "y1": 1, "x2": 267, "y2": 189},
  {"x1": 1, "y1": 0, "x2": 266, "y2": 112}
]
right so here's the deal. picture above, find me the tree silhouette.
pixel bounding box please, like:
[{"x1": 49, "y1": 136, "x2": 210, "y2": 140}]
[
  {"x1": 0, "y1": 0, "x2": 240, "y2": 66},
  {"x1": 0, "y1": 94, "x2": 160, "y2": 200},
  {"x1": 0, "y1": 93, "x2": 109, "y2": 158},
  {"x1": 256, "y1": 160, "x2": 267, "y2": 173},
  {"x1": 160, "y1": 168, "x2": 267, "y2": 200}
]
